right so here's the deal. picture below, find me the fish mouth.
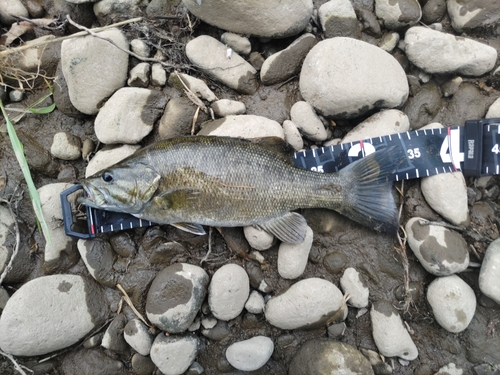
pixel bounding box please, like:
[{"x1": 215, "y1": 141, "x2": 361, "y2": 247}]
[{"x1": 78, "y1": 182, "x2": 109, "y2": 209}]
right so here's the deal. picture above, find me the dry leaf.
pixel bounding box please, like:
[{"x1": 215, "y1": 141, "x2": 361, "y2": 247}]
[{"x1": 0, "y1": 18, "x2": 55, "y2": 47}]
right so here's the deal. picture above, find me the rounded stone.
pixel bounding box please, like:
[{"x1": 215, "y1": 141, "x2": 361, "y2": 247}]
[
  {"x1": 150, "y1": 334, "x2": 200, "y2": 375},
  {"x1": 146, "y1": 263, "x2": 209, "y2": 333},
  {"x1": 277, "y1": 226, "x2": 313, "y2": 279},
  {"x1": 243, "y1": 226, "x2": 275, "y2": 251},
  {"x1": 245, "y1": 290, "x2": 265, "y2": 314},
  {"x1": 479, "y1": 238, "x2": 500, "y2": 304},
  {"x1": 124, "y1": 319, "x2": 154, "y2": 356},
  {"x1": 427, "y1": 275, "x2": 476, "y2": 333},
  {"x1": 198, "y1": 115, "x2": 285, "y2": 139},
  {"x1": 375, "y1": 0, "x2": 421, "y2": 30},
  {"x1": 290, "y1": 101, "x2": 328, "y2": 142},
  {"x1": 211, "y1": 99, "x2": 246, "y2": 117},
  {"x1": 339, "y1": 268, "x2": 369, "y2": 308},
  {"x1": 208, "y1": 264, "x2": 250, "y2": 321},
  {"x1": 85, "y1": 145, "x2": 140, "y2": 178},
  {"x1": 282, "y1": 120, "x2": 304, "y2": 151},
  {"x1": 225, "y1": 336, "x2": 274, "y2": 371},
  {"x1": 300, "y1": 38, "x2": 408, "y2": 119},
  {"x1": 51, "y1": 132, "x2": 82, "y2": 160}
]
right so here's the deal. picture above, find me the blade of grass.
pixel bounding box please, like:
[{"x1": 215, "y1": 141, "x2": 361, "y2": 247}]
[{"x1": 0, "y1": 99, "x2": 51, "y2": 244}]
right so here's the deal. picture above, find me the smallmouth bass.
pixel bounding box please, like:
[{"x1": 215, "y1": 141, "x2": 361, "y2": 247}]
[{"x1": 79, "y1": 136, "x2": 402, "y2": 243}]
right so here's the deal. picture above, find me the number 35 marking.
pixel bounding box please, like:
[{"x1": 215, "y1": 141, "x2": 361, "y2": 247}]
[{"x1": 407, "y1": 148, "x2": 421, "y2": 159}]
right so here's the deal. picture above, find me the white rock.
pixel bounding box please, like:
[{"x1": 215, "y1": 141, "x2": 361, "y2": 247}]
[
  {"x1": 124, "y1": 319, "x2": 154, "y2": 356},
  {"x1": 342, "y1": 109, "x2": 410, "y2": 143},
  {"x1": 479, "y1": 238, "x2": 500, "y2": 304},
  {"x1": 61, "y1": 28, "x2": 129, "y2": 115},
  {"x1": 427, "y1": 275, "x2": 476, "y2": 333},
  {"x1": 300, "y1": 38, "x2": 408, "y2": 119},
  {"x1": 151, "y1": 63, "x2": 167, "y2": 87},
  {"x1": 170, "y1": 72, "x2": 218, "y2": 102},
  {"x1": 405, "y1": 26, "x2": 497, "y2": 76},
  {"x1": 375, "y1": 0, "x2": 421, "y2": 29},
  {"x1": 211, "y1": 99, "x2": 246, "y2": 117},
  {"x1": 405, "y1": 217, "x2": 469, "y2": 276},
  {"x1": 128, "y1": 62, "x2": 150, "y2": 87},
  {"x1": 290, "y1": 101, "x2": 328, "y2": 142},
  {"x1": 486, "y1": 98, "x2": 500, "y2": 118},
  {"x1": 9, "y1": 90, "x2": 23, "y2": 102},
  {"x1": 0, "y1": 0, "x2": 28, "y2": 25},
  {"x1": 318, "y1": 0, "x2": 360, "y2": 38},
  {"x1": 435, "y1": 363, "x2": 463, "y2": 375},
  {"x1": 198, "y1": 115, "x2": 285, "y2": 139},
  {"x1": 51, "y1": 132, "x2": 82, "y2": 160},
  {"x1": 370, "y1": 300, "x2": 418, "y2": 360},
  {"x1": 282, "y1": 120, "x2": 304, "y2": 151},
  {"x1": 182, "y1": 0, "x2": 313, "y2": 39},
  {"x1": 243, "y1": 226, "x2": 275, "y2": 251},
  {"x1": 150, "y1": 334, "x2": 199, "y2": 375},
  {"x1": 340, "y1": 268, "x2": 369, "y2": 308},
  {"x1": 379, "y1": 32, "x2": 400, "y2": 52},
  {"x1": 186, "y1": 35, "x2": 258, "y2": 94},
  {"x1": 245, "y1": 291, "x2": 265, "y2": 314},
  {"x1": 94, "y1": 87, "x2": 167, "y2": 144},
  {"x1": 277, "y1": 226, "x2": 313, "y2": 279},
  {"x1": 221, "y1": 32, "x2": 251, "y2": 55},
  {"x1": 225, "y1": 336, "x2": 274, "y2": 371},
  {"x1": 130, "y1": 39, "x2": 150, "y2": 58},
  {"x1": 265, "y1": 278, "x2": 344, "y2": 330},
  {"x1": 86, "y1": 145, "x2": 140, "y2": 178},
  {"x1": 208, "y1": 264, "x2": 250, "y2": 321},
  {"x1": 447, "y1": 0, "x2": 500, "y2": 33},
  {"x1": 201, "y1": 317, "x2": 217, "y2": 329},
  {"x1": 0, "y1": 275, "x2": 107, "y2": 356}
]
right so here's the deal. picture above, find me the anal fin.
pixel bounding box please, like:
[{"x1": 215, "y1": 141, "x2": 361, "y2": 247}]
[{"x1": 256, "y1": 212, "x2": 307, "y2": 244}]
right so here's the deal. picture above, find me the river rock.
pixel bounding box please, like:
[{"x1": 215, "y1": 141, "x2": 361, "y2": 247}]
[
  {"x1": 124, "y1": 319, "x2": 154, "y2": 356},
  {"x1": 85, "y1": 144, "x2": 140, "y2": 177},
  {"x1": 94, "y1": 88, "x2": 167, "y2": 144},
  {"x1": 198, "y1": 115, "x2": 285, "y2": 139},
  {"x1": 93, "y1": 0, "x2": 142, "y2": 24},
  {"x1": 208, "y1": 263, "x2": 249, "y2": 321},
  {"x1": 146, "y1": 263, "x2": 209, "y2": 333},
  {"x1": 77, "y1": 238, "x2": 117, "y2": 287},
  {"x1": 421, "y1": 0, "x2": 446, "y2": 24},
  {"x1": 375, "y1": 0, "x2": 421, "y2": 29},
  {"x1": 211, "y1": 99, "x2": 246, "y2": 117},
  {"x1": 102, "y1": 314, "x2": 128, "y2": 354},
  {"x1": 342, "y1": 109, "x2": 410, "y2": 143},
  {"x1": 128, "y1": 62, "x2": 150, "y2": 87},
  {"x1": 486, "y1": 97, "x2": 500, "y2": 118},
  {"x1": 260, "y1": 33, "x2": 317, "y2": 86},
  {"x1": 0, "y1": 0, "x2": 28, "y2": 25},
  {"x1": 370, "y1": 300, "x2": 419, "y2": 360},
  {"x1": 404, "y1": 26, "x2": 497, "y2": 76},
  {"x1": 0, "y1": 275, "x2": 108, "y2": 356},
  {"x1": 61, "y1": 28, "x2": 129, "y2": 115},
  {"x1": 290, "y1": 101, "x2": 328, "y2": 142},
  {"x1": 158, "y1": 97, "x2": 209, "y2": 139},
  {"x1": 245, "y1": 290, "x2": 265, "y2": 314},
  {"x1": 319, "y1": 0, "x2": 360, "y2": 38},
  {"x1": 50, "y1": 132, "x2": 82, "y2": 160},
  {"x1": 61, "y1": 348, "x2": 125, "y2": 375},
  {"x1": 130, "y1": 39, "x2": 150, "y2": 58},
  {"x1": 265, "y1": 278, "x2": 344, "y2": 330},
  {"x1": 151, "y1": 63, "x2": 167, "y2": 86},
  {"x1": 435, "y1": 363, "x2": 463, "y2": 375},
  {"x1": 182, "y1": 0, "x2": 313, "y2": 38},
  {"x1": 339, "y1": 268, "x2": 369, "y2": 308},
  {"x1": 243, "y1": 226, "x2": 275, "y2": 251},
  {"x1": 300, "y1": 37, "x2": 409, "y2": 119},
  {"x1": 427, "y1": 275, "x2": 476, "y2": 333},
  {"x1": 221, "y1": 32, "x2": 251, "y2": 56},
  {"x1": 282, "y1": 120, "x2": 304, "y2": 151},
  {"x1": 379, "y1": 32, "x2": 400, "y2": 52},
  {"x1": 402, "y1": 83, "x2": 443, "y2": 129},
  {"x1": 289, "y1": 339, "x2": 374, "y2": 375},
  {"x1": 447, "y1": 0, "x2": 500, "y2": 33},
  {"x1": 479, "y1": 238, "x2": 500, "y2": 304},
  {"x1": 277, "y1": 226, "x2": 313, "y2": 279},
  {"x1": 186, "y1": 35, "x2": 258, "y2": 94},
  {"x1": 225, "y1": 336, "x2": 274, "y2": 371},
  {"x1": 168, "y1": 72, "x2": 217, "y2": 102},
  {"x1": 405, "y1": 218, "x2": 469, "y2": 276},
  {"x1": 150, "y1": 334, "x2": 200, "y2": 375}
]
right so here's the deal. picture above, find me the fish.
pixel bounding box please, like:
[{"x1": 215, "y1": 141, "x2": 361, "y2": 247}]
[{"x1": 79, "y1": 136, "x2": 403, "y2": 244}]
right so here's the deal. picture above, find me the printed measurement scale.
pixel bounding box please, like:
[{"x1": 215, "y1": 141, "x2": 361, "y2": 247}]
[{"x1": 61, "y1": 118, "x2": 500, "y2": 239}]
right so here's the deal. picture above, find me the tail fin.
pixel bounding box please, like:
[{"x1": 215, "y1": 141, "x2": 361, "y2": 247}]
[{"x1": 337, "y1": 146, "x2": 403, "y2": 234}]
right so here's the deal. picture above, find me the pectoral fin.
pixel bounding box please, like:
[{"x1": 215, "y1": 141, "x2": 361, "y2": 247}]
[
  {"x1": 256, "y1": 212, "x2": 307, "y2": 244},
  {"x1": 171, "y1": 222, "x2": 206, "y2": 235},
  {"x1": 152, "y1": 188, "x2": 202, "y2": 210}
]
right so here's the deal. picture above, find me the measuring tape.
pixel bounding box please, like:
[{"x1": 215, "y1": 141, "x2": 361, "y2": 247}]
[{"x1": 61, "y1": 118, "x2": 500, "y2": 239}]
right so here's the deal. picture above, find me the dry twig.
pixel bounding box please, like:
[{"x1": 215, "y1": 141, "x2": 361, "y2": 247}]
[
  {"x1": 0, "y1": 350, "x2": 32, "y2": 375},
  {"x1": 116, "y1": 283, "x2": 151, "y2": 328}
]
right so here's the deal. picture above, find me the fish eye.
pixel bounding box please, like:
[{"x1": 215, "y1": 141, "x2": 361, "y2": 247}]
[{"x1": 102, "y1": 172, "x2": 114, "y2": 183}]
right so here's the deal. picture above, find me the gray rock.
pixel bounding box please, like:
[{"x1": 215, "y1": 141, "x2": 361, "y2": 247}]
[
  {"x1": 51, "y1": 132, "x2": 82, "y2": 160},
  {"x1": 124, "y1": 319, "x2": 154, "y2": 356},
  {"x1": 151, "y1": 63, "x2": 167, "y2": 87},
  {"x1": 61, "y1": 28, "x2": 129, "y2": 115},
  {"x1": 130, "y1": 39, "x2": 150, "y2": 58},
  {"x1": 290, "y1": 101, "x2": 328, "y2": 142},
  {"x1": 0, "y1": 286, "x2": 8, "y2": 310},
  {"x1": 221, "y1": 32, "x2": 251, "y2": 55},
  {"x1": 225, "y1": 336, "x2": 274, "y2": 371},
  {"x1": 421, "y1": 0, "x2": 446, "y2": 24},
  {"x1": 0, "y1": 0, "x2": 28, "y2": 25},
  {"x1": 379, "y1": 32, "x2": 400, "y2": 52},
  {"x1": 370, "y1": 300, "x2": 418, "y2": 360},
  {"x1": 94, "y1": 87, "x2": 167, "y2": 144},
  {"x1": 479, "y1": 238, "x2": 500, "y2": 304},
  {"x1": 339, "y1": 268, "x2": 369, "y2": 308},
  {"x1": 77, "y1": 238, "x2": 117, "y2": 287},
  {"x1": 243, "y1": 226, "x2": 275, "y2": 251},
  {"x1": 277, "y1": 226, "x2": 313, "y2": 280},
  {"x1": 61, "y1": 348, "x2": 124, "y2": 375},
  {"x1": 9, "y1": 90, "x2": 24, "y2": 102},
  {"x1": 402, "y1": 83, "x2": 443, "y2": 129},
  {"x1": 128, "y1": 62, "x2": 150, "y2": 87},
  {"x1": 441, "y1": 76, "x2": 463, "y2": 98},
  {"x1": 158, "y1": 97, "x2": 209, "y2": 139},
  {"x1": 342, "y1": 109, "x2": 410, "y2": 143},
  {"x1": 186, "y1": 35, "x2": 258, "y2": 94},
  {"x1": 85, "y1": 144, "x2": 140, "y2": 177},
  {"x1": 319, "y1": 0, "x2": 360, "y2": 38},
  {"x1": 360, "y1": 348, "x2": 393, "y2": 375},
  {"x1": 300, "y1": 38, "x2": 408, "y2": 119},
  {"x1": 211, "y1": 99, "x2": 246, "y2": 117},
  {"x1": 447, "y1": 0, "x2": 500, "y2": 33},
  {"x1": 260, "y1": 33, "x2": 317, "y2": 86},
  {"x1": 198, "y1": 115, "x2": 285, "y2": 139},
  {"x1": 0, "y1": 275, "x2": 108, "y2": 356},
  {"x1": 102, "y1": 314, "x2": 128, "y2": 354},
  {"x1": 182, "y1": 0, "x2": 313, "y2": 38},
  {"x1": 405, "y1": 26, "x2": 497, "y2": 76},
  {"x1": 150, "y1": 334, "x2": 200, "y2": 375},
  {"x1": 427, "y1": 275, "x2": 476, "y2": 333},
  {"x1": 375, "y1": 0, "x2": 421, "y2": 29},
  {"x1": 405, "y1": 218, "x2": 469, "y2": 276},
  {"x1": 282, "y1": 120, "x2": 304, "y2": 151},
  {"x1": 289, "y1": 339, "x2": 374, "y2": 375},
  {"x1": 245, "y1": 290, "x2": 265, "y2": 314},
  {"x1": 168, "y1": 72, "x2": 218, "y2": 102},
  {"x1": 208, "y1": 263, "x2": 249, "y2": 321},
  {"x1": 265, "y1": 278, "x2": 344, "y2": 330},
  {"x1": 146, "y1": 263, "x2": 209, "y2": 333},
  {"x1": 131, "y1": 353, "x2": 156, "y2": 375},
  {"x1": 93, "y1": 0, "x2": 142, "y2": 24}
]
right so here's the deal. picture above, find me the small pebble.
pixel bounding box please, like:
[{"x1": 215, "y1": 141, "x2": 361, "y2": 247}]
[
  {"x1": 150, "y1": 334, "x2": 200, "y2": 375},
  {"x1": 290, "y1": 101, "x2": 328, "y2": 141},
  {"x1": 225, "y1": 336, "x2": 274, "y2": 371},
  {"x1": 245, "y1": 290, "x2": 265, "y2": 314},
  {"x1": 124, "y1": 319, "x2": 153, "y2": 356},
  {"x1": 277, "y1": 226, "x2": 313, "y2": 279},
  {"x1": 434, "y1": 362, "x2": 463, "y2": 375},
  {"x1": 282, "y1": 120, "x2": 304, "y2": 151},
  {"x1": 130, "y1": 39, "x2": 151, "y2": 58},
  {"x1": 128, "y1": 62, "x2": 150, "y2": 88},
  {"x1": 51, "y1": 132, "x2": 82, "y2": 160},
  {"x1": 221, "y1": 32, "x2": 251, "y2": 55},
  {"x1": 212, "y1": 99, "x2": 246, "y2": 117},
  {"x1": 151, "y1": 63, "x2": 167, "y2": 87},
  {"x1": 339, "y1": 267, "x2": 369, "y2": 308},
  {"x1": 9, "y1": 90, "x2": 24, "y2": 102}
]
